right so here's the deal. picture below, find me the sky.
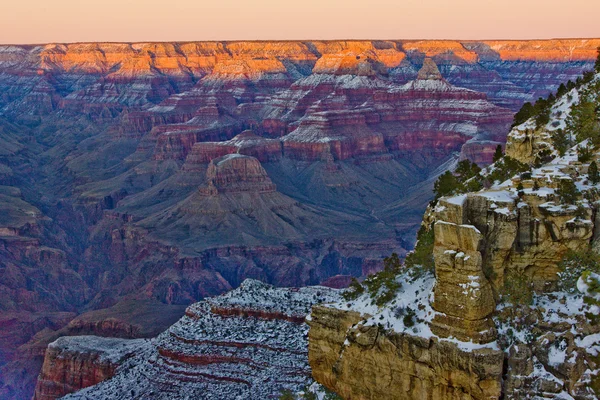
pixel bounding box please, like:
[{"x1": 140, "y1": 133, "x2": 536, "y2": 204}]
[{"x1": 1, "y1": 0, "x2": 599, "y2": 44}]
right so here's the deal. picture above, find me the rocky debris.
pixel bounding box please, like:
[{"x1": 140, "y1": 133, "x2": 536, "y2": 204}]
[{"x1": 41, "y1": 280, "x2": 341, "y2": 399}]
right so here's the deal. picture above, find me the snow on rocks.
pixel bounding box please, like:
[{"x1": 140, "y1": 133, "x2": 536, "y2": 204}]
[{"x1": 62, "y1": 279, "x2": 341, "y2": 399}]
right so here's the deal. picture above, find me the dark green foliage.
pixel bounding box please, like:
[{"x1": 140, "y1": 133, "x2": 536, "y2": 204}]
[
  {"x1": 578, "y1": 144, "x2": 594, "y2": 163},
  {"x1": 534, "y1": 149, "x2": 554, "y2": 168},
  {"x1": 322, "y1": 389, "x2": 343, "y2": 400},
  {"x1": 558, "y1": 248, "x2": 600, "y2": 294},
  {"x1": 556, "y1": 179, "x2": 580, "y2": 204},
  {"x1": 342, "y1": 277, "x2": 364, "y2": 301},
  {"x1": 516, "y1": 182, "x2": 524, "y2": 196},
  {"x1": 501, "y1": 272, "x2": 534, "y2": 306},
  {"x1": 567, "y1": 80, "x2": 576, "y2": 91},
  {"x1": 575, "y1": 204, "x2": 588, "y2": 220},
  {"x1": 533, "y1": 97, "x2": 552, "y2": 128},
  {"x1": 493, "y1": 144, "x2": 504, "y2": 162},
  {"x1": 455, "y1": 160, "x2": 481, "y2": 182},
  {"x1": 512, "y1": 102, "x2": 534, "y2": 127},
  {"x1": 433, "y1": 161, "x2": 482, "y2": 201},
  {"x1": 404, "y1": 225, "x2": 435, "y2": 276},
  {"x1": 596, "y1": 46, "x2": 600, "y2": 73},
  {"x1": 302, "y1": 389, "x2": 318, "y2": 400},
  {"x1": 403, "y1": 308, "x2": 416, "y2": 327},
  {"x1": 280, "y1": 390, "x2": 295, "y2": 400},
  {"x1": 364, "y1": 253, "x2": 402, "y2": 307},
  {"x1": 464, "y1": 177, "x2": 483, "y2": 192},
  {"x1": 433, "y1": 171, "x2": 461, "y2": 200},
  {"x1": 556, "y1": 83, "x2": 569, "y2": 98},
  {"x1": 551, "y1": 129, "x2": 570, "y2": 157},
  {"x1": 589, "y1": 161, "x2": 600, "y2": 184},
  {"x1": 566, "y1": 83, "x2": 600, "y2": 145},
  {"x1": 488, "y1": 156, "x2": 530, "y2": 184}
]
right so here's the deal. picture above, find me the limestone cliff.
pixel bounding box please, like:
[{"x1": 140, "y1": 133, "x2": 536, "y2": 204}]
[{"x1": 307, "y1": 73, "x2": 600, "y2": 399}]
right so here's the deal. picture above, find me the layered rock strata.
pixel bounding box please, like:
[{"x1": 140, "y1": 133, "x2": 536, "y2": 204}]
[{"x1": 36, "y1": 280, "x2": 340, "y2": 399}]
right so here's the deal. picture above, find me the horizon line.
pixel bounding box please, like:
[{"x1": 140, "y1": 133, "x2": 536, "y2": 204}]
[{"x1": 2, "y1": 37, "x2": 600, "y2": 47}]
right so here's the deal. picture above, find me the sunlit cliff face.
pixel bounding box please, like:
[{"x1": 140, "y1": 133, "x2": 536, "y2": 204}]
[{"x1": 7, "y1": 39, "x2": 599, "y2": 78}]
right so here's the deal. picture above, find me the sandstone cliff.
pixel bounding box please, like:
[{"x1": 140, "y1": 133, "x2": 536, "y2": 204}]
[{"x1": 307, "y1": 72, "x2": 600, "y2": 399}]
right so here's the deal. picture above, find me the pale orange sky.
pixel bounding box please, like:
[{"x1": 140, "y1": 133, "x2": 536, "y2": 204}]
[{"x1": 1, "y1": 0, "x2": 599, "y2": 44}]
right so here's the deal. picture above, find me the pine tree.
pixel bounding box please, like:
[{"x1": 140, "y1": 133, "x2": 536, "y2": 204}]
[
  {"x1": 557, "y1": 179, "x2": 580, "y2": 204},
  {"x1": 596, "y1": 47, "x2": 600, "y2": 73},
  {"x1": 433, "y1": 171, "x2": 461, "y2": 200},
  {"x1": 589, "y1": 161, "x2": 600, "y2": 184},
  {"x1": 512, "y1": 102, "x2": 534, "y2": 127},
  {"x1": 493, "y1": 145, "x2": 503, "y2": 162},
  {"x1": 556, "y1": 83, "x2": 568, "y2": 98}
]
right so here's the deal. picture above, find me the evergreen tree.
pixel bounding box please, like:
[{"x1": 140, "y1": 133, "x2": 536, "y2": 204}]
[
  {"x1": 578, "y1": 144, "x2": 594, "y2": 163},
  {"x1": 512, "y1": 102, "x2": 534, "y2": 127},
  {"x1": 566, "y1": 97, "x2": 600, "y2": 145},
  {"x1": 589, "y1": 161, "x2": 600, "y2": 184},
  {"x1": 556, "y1": 83, "x2": 568, "y2": 98},
  {"x1": 433, "y1": 171, "x2": 461, "y2": 200},
  {"x1": 567, "y1": 80, "x2": 576, "y2": 91},
  {"x1": 551, "y1": 129, "x2": 570, "y2": 156},
  {"x1": 493, "y1": 144, "x2": 503, "y2": 162},
  {"x1": 596, "y1": 46, "x2": 600, "y2": 73},
  {"x1": 557, "y1": 179, "x2": 580, "y2": 204},
  {"x1": 455, "y1": 159, "x2": 481, "y2": 181}
]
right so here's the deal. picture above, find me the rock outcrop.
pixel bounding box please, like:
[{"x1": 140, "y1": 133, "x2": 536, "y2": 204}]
[
  {"x1": 36, "y1": 280, "x2": 341, "y2": 399},
  {"x1": 306, "y1": 72, "x2": 600, "y2": 399},
  {"x1": 33, "y1": 336, "x2": 149, "y2": 400}
]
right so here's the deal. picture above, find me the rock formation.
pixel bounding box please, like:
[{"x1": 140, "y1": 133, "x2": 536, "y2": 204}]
[
  {"x1": 1, "y1": 39, "x2": 599, "y2": 399},
  {"x1": 306, "y1": 72, "x2": 600, "y2": 399},
  {"x1": 34, "y1": 280, "x2": 341, "y2": 399}
]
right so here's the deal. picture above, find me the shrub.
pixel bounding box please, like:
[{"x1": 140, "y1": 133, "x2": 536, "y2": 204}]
[
  {"x1": 578, "y1": 144, "x2": 594, "y2": 163},
  {"x1": 589, "y1": 161, "x2": 600, "y2": 184},
  {"x1": 280, "y1": 390, "x2": 295, "y2": 400},
  {"x1": 501, "y1": 272, "x2": 534, "y2": 306},
  {"x1": 405, "y1": 225, "x2": 435, "y2": 277},
  {"x1": 551, "y1": 129, "x2": 570, "y2": 157},
  {"x1": 364, "y1": 253, "x2": 403, "y2": 306},
  {"x1": 488, "y1": 156, "x2": 530, "y2": 184},
  {"x1": 512, "y1": 102, "x2": 534, "y2": 127},
  {"x1": 558, "y1": 249, "x2": 600, "y2": 294},
  {"x1": 433, "y1": 171, "x2": 461, "y2": 200},
  {"x1": 342, "y1": 277, "x2": 364, "y2": 301},
  {"x1": 493, "y1": 145, "x2": 504, "y2": 162}
]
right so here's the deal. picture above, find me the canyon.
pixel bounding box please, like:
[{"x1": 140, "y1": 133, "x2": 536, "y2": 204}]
[{"x1": 0, "y1": 39, "x2": 599, "y2": 399}]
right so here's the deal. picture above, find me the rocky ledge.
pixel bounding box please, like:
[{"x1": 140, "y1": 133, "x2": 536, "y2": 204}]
[{"x1": 36, "y1": 280, "x2": 341, "y2": 399}]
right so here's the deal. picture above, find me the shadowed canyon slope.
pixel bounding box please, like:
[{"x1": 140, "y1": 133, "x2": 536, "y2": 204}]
[{"x1": 0, "y1": 39, "x2": 599, "y2": 399}]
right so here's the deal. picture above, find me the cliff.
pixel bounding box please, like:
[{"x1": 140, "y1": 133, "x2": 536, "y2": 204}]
[
  {"x1": 307, "y1": 73, "x2": 600, "y2": 399},
  {"x1": 35, "y1": 280, "x2": 341, "y2": 399},
  {"x1": 33, "y1": 336, "x2": 149, "y2": 400}
]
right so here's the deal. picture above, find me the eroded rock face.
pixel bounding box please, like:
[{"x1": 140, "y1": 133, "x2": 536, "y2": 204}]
[
  {"x1": 42, "y1": 280, "x2": 341, "y2": 399},
  {"x1": 33, "y1": 336, "x2": 149, "y2": 400},
  {"x1": 308, "y1": 305, "x2": 504, "y2": 400}
]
